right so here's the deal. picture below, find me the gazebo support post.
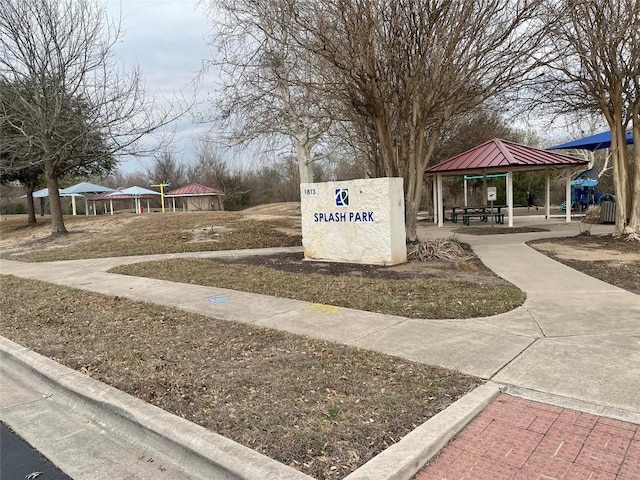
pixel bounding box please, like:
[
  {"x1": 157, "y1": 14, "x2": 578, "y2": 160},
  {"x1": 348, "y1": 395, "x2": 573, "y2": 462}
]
[
  {"x1": 463, "y1": 176, "x2": 468, "y2": 207},
  {"x1": 109, "y1": 199, "x2": 113, "y2": 215},
  {"x1": 565, "y1": 170, "x2": 571, "y2": 223},
  {"x1": 172, "y1": 198, "x2": 176, "y2": 212},
  {"x1": 432, "y1": 176, "x2": 438, "y2": 224},
  {"x1": 71, "y1": 195, "x2": 77, "y2": 216},
  {"x1": 437, "y1": 174, "x2": 444, "y2": 227},
  {"x1": 481, "y1": 171, "x2": 488, "y2": 205},
  {"x1": 507, "y1": 170, "x2": 514, "y2": 227},
  {"x1": 545, "y1": 169, "x2": 551, "y2": 219}
]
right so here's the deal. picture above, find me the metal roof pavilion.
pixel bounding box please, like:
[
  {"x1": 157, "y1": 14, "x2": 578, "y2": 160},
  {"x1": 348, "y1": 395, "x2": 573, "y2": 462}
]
[
  {"x1": 425, "y1": 138, "x2": 589, "y2": 227},
  {"x1": 165, "y1": 183, "x2": 224, "y2": 212},
  {"x1": 165, "y1": 183, "x2": 223, "y2": 197},
  {"x1": 426, "y1": 138, "x2": 587, "y2": 175}
]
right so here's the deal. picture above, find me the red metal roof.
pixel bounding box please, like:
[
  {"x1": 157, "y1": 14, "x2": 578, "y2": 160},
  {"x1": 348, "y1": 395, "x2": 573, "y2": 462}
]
[
  {"x1": 425, "y1": 138, "x2": 588, "y2": 174},
  {"x1": 165, "y1": 183, "x2": 223, "y2": 197},
  {"x1": 88, "y1": 191, "x2": 114, "y2": 201}
]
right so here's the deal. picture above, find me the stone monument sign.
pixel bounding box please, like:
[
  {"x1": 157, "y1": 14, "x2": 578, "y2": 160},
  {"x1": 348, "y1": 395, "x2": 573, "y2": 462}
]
[{"x1": 300, "y1": 177, "x2": 407, "y2": 265}]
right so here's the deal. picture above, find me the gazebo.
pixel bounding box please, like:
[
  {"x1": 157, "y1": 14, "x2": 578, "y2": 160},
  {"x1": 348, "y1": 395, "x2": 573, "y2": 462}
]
[
  {"x1": 89, "y1": 186, "x2": 159, "y2": 215},
  {"x1": 107, "y1": 186, "x2": 160, "y2": 215},
  {"x1": 425, "y1": 138, "x2": 589, "y2": 227},
  {"x1": 59, "y1": 182, "x2": 115, "y2": 215},
  {"x1": 165, "y1": 183, "x2": 224, "y2": 212},
  {"x1": 23, "y1": 187, "x2": 80, "y2": 216}
]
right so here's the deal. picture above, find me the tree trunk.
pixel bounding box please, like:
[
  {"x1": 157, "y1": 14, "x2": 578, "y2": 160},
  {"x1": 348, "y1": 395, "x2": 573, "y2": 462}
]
[
  {"x1": 44, "y1": 156, "x2": 68, "y2": 235},
  {"x1": 423, "y1": 179, "x2": 433, "y2": 216},
  {"x1": 610, "y1": 123, "x2": 629, "y2": 233},
  {"x1": 404, "y1": 120, "x2": 444, "y2": 242},
  {"x1": 628, "y1": 108, "x2": 640, "y2": 233},
  {"x1": 24, "y1": 176, "x2": 39, "y2": 225},
  {"x1": 296, "y1": 151, "x2": 314, "y2": 185},
  {"x1": 292, "y1": 128, "x2": 314, "y2": 184},
  {"x1": 404, "y1": 175, "x2": 417, "y2": 242},
  {"x1": 404, "y1": 184, "x2": 424, "y2": 243},
  {"x1": 26, "y1": 190, "x2": 37, "y2": 225}
]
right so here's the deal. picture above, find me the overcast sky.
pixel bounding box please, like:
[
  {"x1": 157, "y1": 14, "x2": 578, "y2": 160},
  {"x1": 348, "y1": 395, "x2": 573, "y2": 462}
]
[
  {"x1": 102, "y1": 1, "x2": 600, "y2": 179},
  {"x1": 105, "y1": 0, "x2": 215, "y2": 176}
]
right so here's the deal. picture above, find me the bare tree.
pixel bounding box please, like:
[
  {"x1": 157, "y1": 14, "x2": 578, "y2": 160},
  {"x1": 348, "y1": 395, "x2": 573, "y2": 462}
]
[
  {"x1": 147, "y1": 150, "x2": 188, "y2": 187},
  {"x1": 188, "y1": 137, "x2": 251, "y2": 209},
  {"x1": 0, "y1": 0, "x2": 180, "y2": 234},
  {"x1": 291, "y1": 0, "x2": 545, "y2": 241},
  {"x1": 199, "y1": 0, "x2": 335, "y2": 184},
  {"x1": 538, "y1": 0, "x2": 640, "y2": 236}
]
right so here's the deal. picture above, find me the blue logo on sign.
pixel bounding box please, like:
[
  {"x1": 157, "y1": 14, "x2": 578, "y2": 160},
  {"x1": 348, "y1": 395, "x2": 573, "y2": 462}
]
[{"x1": 335, "y1": 188, "x2": 349, "y2": 207}]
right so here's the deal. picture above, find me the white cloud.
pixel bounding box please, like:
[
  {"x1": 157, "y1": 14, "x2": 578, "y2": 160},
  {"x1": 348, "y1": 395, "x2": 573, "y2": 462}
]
[{"x1": 104, "y1": 0, "x2": 215, "y2": 174}]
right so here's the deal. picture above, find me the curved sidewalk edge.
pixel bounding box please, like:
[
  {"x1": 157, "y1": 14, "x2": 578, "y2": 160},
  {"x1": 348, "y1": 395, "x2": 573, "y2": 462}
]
[{"x1": 0, "y1": 336, "x2": 502, "y2": 480}]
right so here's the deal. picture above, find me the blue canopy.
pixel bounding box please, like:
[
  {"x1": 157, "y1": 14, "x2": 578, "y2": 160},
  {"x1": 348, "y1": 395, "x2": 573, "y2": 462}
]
[
  {"x1": 60, "y1": 182, "x2": 115, "y2": 195},
  {"x1": 571, "y1": 178, "x2": 598, "y2": 187},
  {"x1": 548, "y1": 131, "x2": 634, "y2": 151},
  {"x1": 26, "y1": 187, "x2": 81, "y2": 198},
  {"x1": 108, "y1": 186, "x2": 160, "y2": 197}
]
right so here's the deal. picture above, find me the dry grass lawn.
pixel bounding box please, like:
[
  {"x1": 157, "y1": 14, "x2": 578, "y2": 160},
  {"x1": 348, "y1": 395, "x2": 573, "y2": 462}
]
[
  {"x1": 0, "y1": 210, "x2": 301, "y2": 261},
  {"x1": 0, "y1": 275, "x2": 480, "y2": 479},
  {"x1": 1, "y1": 206, "x2": 636, "y2": 478}
]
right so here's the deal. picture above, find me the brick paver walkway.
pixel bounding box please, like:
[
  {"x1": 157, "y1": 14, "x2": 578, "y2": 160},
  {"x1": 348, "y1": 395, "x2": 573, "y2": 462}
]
[{"x1": 416, "y1": 394, "x2": 640, "y2": 480}]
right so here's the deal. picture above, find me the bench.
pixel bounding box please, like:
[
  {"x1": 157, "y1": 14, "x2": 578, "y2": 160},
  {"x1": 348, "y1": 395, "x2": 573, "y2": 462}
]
[
  {"x1": 462, "y1": 213, "x2": 504, "y2": 226},
  {"x1": 462, "y1": 213, "x2": 489, "y2": 225}
]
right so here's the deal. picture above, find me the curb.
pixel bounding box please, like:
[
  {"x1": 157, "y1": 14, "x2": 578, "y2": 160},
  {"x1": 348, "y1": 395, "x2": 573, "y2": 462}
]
[
  {"x1": 0, "y1": 336, "x2": 313, "y2": 480},
  {"x1": 1, "y1": 336, "x2": 499, "y2": 480},
  {"x1": 344, "y1": 383, "x2": 501, "y2": 480}
]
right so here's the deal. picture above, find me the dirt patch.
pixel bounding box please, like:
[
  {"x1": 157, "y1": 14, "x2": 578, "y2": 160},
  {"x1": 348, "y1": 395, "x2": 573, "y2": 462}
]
[
  {"x1": 528, "y1": 235, "x2": 640, "y2": 294},
  {"x1": 532, "y1": 241, "x2": 640, "y2": 262},
  {"x1": 214, "y1": 249, "x2": 507, "y2": 286},
  {"x1": 186, "y1": 225, "x2": 234, "y2": 243}
]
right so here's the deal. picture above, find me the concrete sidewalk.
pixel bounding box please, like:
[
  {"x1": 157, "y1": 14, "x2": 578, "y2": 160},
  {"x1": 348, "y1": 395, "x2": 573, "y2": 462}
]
[
  {"x1": 2, "y1": 225, "x2": 638, "y2": 413},
  {"x1": 1, "y1": 221, "x2": 639, "y2": 478}
]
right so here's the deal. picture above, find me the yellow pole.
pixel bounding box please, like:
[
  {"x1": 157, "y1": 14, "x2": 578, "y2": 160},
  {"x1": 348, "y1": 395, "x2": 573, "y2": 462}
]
[{"x1": 151, "y1": 181, "x2": 170, "y2": 213}]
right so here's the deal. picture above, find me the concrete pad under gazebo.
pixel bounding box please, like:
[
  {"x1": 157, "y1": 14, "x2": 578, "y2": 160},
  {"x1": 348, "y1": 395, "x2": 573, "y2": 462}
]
[
  {"x1": 165, "y1": 183, "x2": 224, "y2": 212},
  {"x1": 425, "y1": 138, "x2": 589, "y2": 227}
]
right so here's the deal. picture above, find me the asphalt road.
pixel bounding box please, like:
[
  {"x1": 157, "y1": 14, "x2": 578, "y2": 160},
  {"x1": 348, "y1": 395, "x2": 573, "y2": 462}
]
[{"x1": 1, "y1": 422, "x2": 72, "y2": 480}]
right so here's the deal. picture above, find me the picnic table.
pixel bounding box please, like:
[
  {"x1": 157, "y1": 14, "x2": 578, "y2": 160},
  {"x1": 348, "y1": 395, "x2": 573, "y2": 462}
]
[{"x1": 451, "y1": 205, "x2": 506, "y2": 226}]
